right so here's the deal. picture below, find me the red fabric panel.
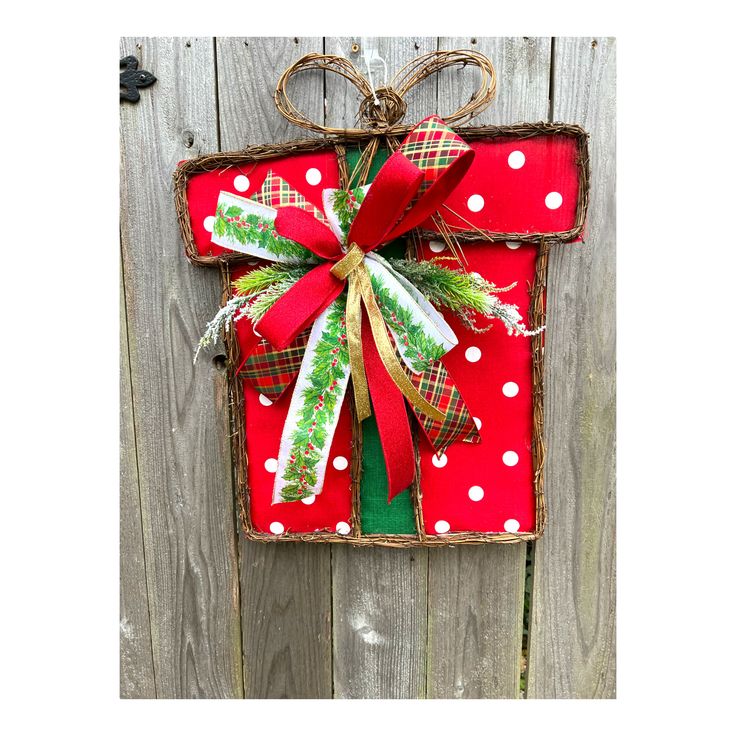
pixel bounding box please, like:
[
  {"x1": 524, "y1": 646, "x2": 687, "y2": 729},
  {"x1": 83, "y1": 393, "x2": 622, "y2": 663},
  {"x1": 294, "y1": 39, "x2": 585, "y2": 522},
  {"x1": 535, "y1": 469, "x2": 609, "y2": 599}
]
[
  {"x1": 423, "y1": 136, "x2": 580, "y2": 235},
  {"x1": 231, "y1": 261, "x2": 353, "y2": 535},
  {"x1": 418, "y1": 241, "x2": 539, "y2": 535},
  {"x1": 186, "y1": 151, "x2": 341, "y2": 258}
]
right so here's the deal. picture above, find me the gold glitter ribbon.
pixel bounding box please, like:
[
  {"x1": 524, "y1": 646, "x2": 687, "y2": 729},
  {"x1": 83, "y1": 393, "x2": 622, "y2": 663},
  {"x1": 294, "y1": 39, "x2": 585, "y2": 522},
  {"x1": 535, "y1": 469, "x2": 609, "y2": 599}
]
[{"x1": 331, "y1": 244, "x2": 446, "y2": 423}]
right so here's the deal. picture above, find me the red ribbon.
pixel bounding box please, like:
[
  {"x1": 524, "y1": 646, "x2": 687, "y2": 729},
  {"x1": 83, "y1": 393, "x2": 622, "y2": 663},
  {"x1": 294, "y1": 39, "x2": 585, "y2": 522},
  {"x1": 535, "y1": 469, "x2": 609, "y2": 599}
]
[{"x1": 243, "y1": 116, "x2": 474, "y2": 500}]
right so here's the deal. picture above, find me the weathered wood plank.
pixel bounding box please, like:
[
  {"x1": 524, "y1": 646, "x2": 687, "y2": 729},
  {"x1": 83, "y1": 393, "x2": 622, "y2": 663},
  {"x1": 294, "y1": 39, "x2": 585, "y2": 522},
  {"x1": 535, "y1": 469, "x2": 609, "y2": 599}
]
[
  {"x1": 426, "y1": 36, "x2": 552, "y2": 700},
  {"x1": 332, "y1": 547, "x2": 428, "y2": 698},
  {"x1": 325, "y1": 36, "x2": 436, "y2": 700},
  {"x1": 215, "y1": 36, "x2": 333, "y2": 698},
  {"x1": 526, "y1": 36, "x2": 616, "y2": 699},
  {"x1": 120, "y1": 36, "x2": 243, "y2": 699},
  {"x1": 120, "y1": 263, "x2": 156, "y2": 699}
]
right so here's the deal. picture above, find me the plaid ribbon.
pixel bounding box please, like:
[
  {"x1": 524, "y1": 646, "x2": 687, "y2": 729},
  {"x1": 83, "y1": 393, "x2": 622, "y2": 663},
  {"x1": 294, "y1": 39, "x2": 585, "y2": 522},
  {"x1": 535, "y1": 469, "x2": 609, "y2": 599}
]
[
  {"x1": 400, "y1": 116, "x2": 470, "y2": 193},
  {"x1": 406, "y1": 357, "x2": 480, "y2": 453},
  {"x1": 251, "y1": 171, "x2": 328, "y2": 224},
  {"x1": 240, "y1": 328, "x2": 309, "y2": 401}
]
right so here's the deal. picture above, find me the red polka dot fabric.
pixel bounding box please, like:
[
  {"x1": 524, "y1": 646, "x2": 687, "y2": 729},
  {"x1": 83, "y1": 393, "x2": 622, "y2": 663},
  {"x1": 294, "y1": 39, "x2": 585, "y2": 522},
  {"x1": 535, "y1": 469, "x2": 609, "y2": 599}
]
[
  {"x1": 183, "y1": 133, "x2": 581, "y2": 537},
  {"x1": 416, "y1": 241, "x2": 537, "y2": 534},
  {"x1": 422, "y1": 136, "x2": 580, "y2": 235},
  {"x1": 187, "y1": 151, "x2": 341, "y2": 259}
]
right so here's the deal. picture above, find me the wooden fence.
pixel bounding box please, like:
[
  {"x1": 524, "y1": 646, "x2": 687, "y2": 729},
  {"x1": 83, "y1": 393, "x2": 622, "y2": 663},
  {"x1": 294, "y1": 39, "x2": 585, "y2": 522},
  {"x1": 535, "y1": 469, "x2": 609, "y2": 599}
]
[{"x1": 120, "y1": 36, "x2": 615, "y2": 699}]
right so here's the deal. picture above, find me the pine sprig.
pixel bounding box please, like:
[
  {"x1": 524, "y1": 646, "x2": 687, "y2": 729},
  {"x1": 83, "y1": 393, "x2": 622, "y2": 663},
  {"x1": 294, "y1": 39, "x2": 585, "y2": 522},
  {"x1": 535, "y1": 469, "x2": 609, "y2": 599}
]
[
  {"x1": 193, "y1": 294, "x2": 249, "y2": 363},
  {"x1": 279, "y1": 298, "x2": 349, "y2": 501},
  {"x1": 196, "y1": 254, "x2": 542, "y2": 365},
  {"x1": 386, "y1": 258, "x2": 542, "y2": 337},
  {"x1": 214, "y1": 203, "x2": 313, "y2": 261},
  {"x1": 233, "y1": 263, "x2": 309, "y2": 296}
]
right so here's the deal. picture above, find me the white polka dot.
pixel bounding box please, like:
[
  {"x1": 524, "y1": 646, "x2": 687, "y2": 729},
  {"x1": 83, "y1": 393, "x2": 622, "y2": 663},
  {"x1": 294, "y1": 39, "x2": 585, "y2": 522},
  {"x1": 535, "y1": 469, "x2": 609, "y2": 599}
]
[
  {"x1": 301, "y1": 495, "x2": 316, "y2": 505},
  {"x1": 468, "y1": 485, "x2": 484, "y2": 501},
  {"x1": 473, "y1": 417, "x2": 482, "y2": 430},
  {"x1": 505, "y1": 241, "x2": 521, "y2": 250},
  {"x1": 258, "y1": 393, "x2": 273, "y2": 406},
  {"x1": 233, "y1": 174, "x2": 250, "y2": 192},
  {"x1": 332, "y1": 455, "x2": 349, "y2": 471},
  {"x1": 545, "y1": 191, "x2": 563, "y2": 210},
  {"x1": 502, "y1": 382, "x2": 519, "y2": 398},
  {"x1": 269, "y1": 521, "x2": 285, "y2": 535},
  {"x1": 502, "y1": 451, "x2": 519, "y2": 467},
  {"x1": 264, "y1": 457, "x2": 278, "y2": 473},
  {"x1": 336, "y1": 521, "x2": 351, "y2": 535},
  {"x1": 305, "y1": 168, "x2": 322, "y2": 186},
  {"x1": 504, "y1": 519, "x2": 520, "y2": 533},
  {"x1": 203, "y1": 215, "x2": 215, "y2": 232},
  {"x1": 465, "y1": 346, "x2": 482, "y2": 363},
  {"x1": 434, "y1": 520, "x2": 450, "y2": 534},
  {"x1": 431, "y1": 452, "x2": 448, "y2": 468},
  {"x1": 428, "y1": 240, "x2": 446, "y2": 253},
  {"x1": 507, "y1": 150, "x2": 526, "y2": 169},
  {"x1": 467, "y1": 194, "x2": 485, "y2": 212}
]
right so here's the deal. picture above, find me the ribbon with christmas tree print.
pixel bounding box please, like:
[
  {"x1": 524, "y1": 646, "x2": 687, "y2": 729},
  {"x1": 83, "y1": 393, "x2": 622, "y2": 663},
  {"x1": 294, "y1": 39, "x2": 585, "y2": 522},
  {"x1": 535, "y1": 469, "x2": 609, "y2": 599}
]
[{"x1": 200, "y1": 115, "x2": 540, "y2": 503}]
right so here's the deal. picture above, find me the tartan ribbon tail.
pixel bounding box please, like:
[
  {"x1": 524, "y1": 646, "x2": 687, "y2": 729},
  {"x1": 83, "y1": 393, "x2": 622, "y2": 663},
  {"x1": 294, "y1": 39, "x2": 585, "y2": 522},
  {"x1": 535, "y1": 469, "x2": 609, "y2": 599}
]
[
  {"x1": 238, "y1": 325, "x2": 310, "y2": 401},
  {"x1": 406, "y1": 359, "x2": 481, "y2": 454}
]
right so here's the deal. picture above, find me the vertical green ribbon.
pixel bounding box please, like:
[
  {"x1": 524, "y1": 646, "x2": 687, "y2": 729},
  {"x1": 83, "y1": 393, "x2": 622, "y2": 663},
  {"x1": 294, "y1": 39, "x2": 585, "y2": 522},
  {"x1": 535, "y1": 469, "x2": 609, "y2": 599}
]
[{"x1": 345, "y1": 147, "x2": 416, "y2": 534}]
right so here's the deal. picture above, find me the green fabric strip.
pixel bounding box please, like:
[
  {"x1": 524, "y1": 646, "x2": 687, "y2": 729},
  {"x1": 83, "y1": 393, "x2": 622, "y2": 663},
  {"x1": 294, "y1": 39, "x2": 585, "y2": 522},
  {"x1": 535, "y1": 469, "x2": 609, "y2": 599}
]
[{"x1": 345, "y1": 146, "x2": 416, "y2": 535}]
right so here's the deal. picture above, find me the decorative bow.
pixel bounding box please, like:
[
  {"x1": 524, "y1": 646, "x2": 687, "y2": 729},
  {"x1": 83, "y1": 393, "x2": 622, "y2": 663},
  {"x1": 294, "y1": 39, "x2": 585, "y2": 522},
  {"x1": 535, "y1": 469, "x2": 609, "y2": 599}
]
[{"x1": 210, "y1": 116, "x2": 482, "y2": 503}]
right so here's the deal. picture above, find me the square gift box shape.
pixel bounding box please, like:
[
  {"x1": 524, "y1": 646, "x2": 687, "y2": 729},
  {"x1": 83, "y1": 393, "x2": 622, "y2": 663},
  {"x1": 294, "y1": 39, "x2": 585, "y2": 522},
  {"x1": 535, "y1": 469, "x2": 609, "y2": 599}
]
[{"x1": 174, "y1": 124, "x2": 589, "y2": 546}]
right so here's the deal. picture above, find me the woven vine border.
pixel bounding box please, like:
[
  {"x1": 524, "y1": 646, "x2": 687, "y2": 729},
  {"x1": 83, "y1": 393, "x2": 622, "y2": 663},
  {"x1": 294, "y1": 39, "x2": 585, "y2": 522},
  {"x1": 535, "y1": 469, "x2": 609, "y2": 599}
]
[{"x1": 174, "y1": 123, "x2": 590, "y2": 546}]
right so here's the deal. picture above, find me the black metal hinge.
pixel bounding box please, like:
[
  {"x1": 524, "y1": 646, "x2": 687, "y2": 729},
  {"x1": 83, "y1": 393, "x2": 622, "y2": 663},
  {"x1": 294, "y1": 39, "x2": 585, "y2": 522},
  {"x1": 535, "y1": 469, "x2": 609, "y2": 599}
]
[{"x1": 120, "y1": 56, "x2": 156, "y2": 103}]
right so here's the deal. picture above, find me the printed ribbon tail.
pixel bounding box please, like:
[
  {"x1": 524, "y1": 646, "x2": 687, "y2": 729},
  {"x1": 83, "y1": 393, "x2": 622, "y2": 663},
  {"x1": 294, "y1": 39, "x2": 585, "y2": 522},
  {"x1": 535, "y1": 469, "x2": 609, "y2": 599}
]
[
  {"x1": 363, "y1": 252, "x2": 458, "y2": 373},
  {"x1": 271, "y1": 300, "x2": 352, "y2": 504},
  {"x1": 361, "y1": 314, "x2": 416, "y2": 503}
]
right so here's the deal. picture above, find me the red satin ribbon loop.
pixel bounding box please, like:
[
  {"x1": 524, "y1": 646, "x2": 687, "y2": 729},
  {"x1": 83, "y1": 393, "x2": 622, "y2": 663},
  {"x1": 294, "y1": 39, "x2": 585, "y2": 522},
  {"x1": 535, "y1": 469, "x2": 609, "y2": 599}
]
[
  {"x1": 256, "y1": 262, "x2": 344, "y2": 350},
  {"x1": 386, "y1": 147, "x2": 474, "y2": 239},
  {"x1": 347, "y1": 154, "x2": 424, "y2": 250},
  {"x1": 274, "y1": 207, "x2": 343, "y2": 260}
]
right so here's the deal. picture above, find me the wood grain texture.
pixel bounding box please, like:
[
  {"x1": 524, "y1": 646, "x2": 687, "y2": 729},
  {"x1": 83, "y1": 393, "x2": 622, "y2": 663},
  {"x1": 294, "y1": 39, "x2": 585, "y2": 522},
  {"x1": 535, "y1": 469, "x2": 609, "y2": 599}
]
[
  {"x1": 425, "y1": 37, "x2": 553, "y2": 700},
  {"x1": 325, "y1": 36, "x2": 436, "y2": 700},
  {"x1": 120, "y1": 37, "x2": 243, "y2": 698},
  {"x1": 216, "y1": 37, "x2": 333, "y2": 698},
  {"x1": 120, "y1": 264, "x2": 156, "y2": 699},
  {"x1": 526, "y1": 36, "x2": 616, "y2": 699},
  {"x1": 332, "y1": 547, "x2": 428, "y2": 698},
  {"x1": 437, "y1": 37, "x2": 552, "y2": 125}
]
